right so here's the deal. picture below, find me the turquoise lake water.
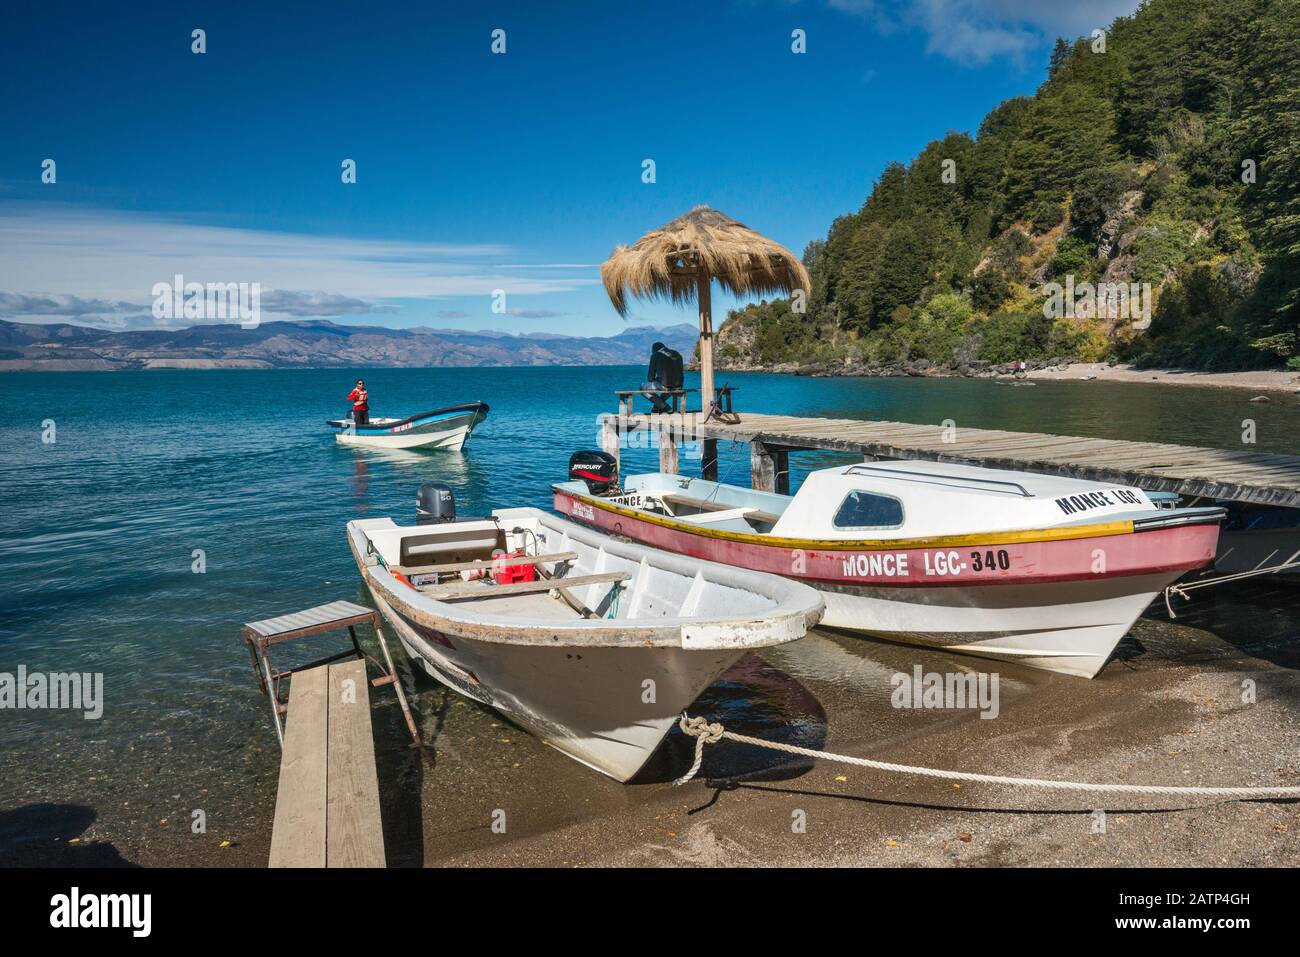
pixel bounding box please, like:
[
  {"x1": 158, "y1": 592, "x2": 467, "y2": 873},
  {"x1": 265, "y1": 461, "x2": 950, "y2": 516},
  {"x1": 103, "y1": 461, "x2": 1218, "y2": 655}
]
[{"x1": 1, "y1": 366, "x2": 1298, "y2": 862}]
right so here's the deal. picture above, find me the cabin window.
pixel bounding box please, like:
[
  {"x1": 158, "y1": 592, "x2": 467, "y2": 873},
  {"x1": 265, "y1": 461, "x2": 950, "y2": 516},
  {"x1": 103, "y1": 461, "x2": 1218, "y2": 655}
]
[{"x1": 832, "y1": 491, "x2": 904, "y2": 529}]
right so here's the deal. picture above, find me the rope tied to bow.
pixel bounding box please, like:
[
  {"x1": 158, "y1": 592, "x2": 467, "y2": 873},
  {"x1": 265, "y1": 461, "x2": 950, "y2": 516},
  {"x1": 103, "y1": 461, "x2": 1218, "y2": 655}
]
[
  {"x1": 671, "y1": 712, "x2": 1300, "y2": 802},
  {"x1": 672, "y1": 715, "x2": 725, "y2": 787}
]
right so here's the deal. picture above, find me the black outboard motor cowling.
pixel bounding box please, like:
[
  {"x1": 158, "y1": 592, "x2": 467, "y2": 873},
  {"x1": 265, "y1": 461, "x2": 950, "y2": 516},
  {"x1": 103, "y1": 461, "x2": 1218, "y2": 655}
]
[
  {"x1": 416, "y1": 482, "x2": 456, "y2": 524},
  {"x1": 569, "y1": 451, "x2": 617, "y2": 494}
]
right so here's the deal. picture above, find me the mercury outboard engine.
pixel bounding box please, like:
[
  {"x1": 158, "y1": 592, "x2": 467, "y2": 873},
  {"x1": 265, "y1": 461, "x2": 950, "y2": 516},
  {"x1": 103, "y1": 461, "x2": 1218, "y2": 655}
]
[
  {"x1": 568, "y1": 451, "x2": 617, "y2": 494},
  {"x1": 416, "y1": 482, "x2": 456, "y2": 524}
]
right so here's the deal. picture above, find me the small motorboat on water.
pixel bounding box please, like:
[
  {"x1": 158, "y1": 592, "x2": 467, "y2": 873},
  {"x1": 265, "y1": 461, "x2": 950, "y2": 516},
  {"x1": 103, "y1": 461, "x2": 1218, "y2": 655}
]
[
  {"x1": 347, "y1": 489, "x2": 824, "y2": 781},
  {"x1": 327, "y1": 402, "x2": 489, "y2": 451},
  {"x1": 553, "y1": 455, "x2": 1226, "y2": 678}
]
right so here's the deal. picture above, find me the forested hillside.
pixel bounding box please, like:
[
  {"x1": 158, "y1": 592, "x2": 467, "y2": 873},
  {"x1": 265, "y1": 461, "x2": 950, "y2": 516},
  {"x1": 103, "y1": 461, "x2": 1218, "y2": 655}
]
[{"x1": 717, "y1": 0, "x2": 1300, "y2": 373}]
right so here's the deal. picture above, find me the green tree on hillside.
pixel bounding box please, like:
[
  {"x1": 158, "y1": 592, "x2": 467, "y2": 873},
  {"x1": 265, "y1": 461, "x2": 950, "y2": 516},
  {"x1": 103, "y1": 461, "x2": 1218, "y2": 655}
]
[{"x1": 719, "y1": 0, "x2": 1300, "y2": 373}]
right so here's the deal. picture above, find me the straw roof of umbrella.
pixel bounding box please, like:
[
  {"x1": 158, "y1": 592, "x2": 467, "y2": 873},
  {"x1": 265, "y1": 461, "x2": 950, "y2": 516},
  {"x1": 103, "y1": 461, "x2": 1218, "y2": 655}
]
[{"x1": 601, "y1": 205, "x2": 811, "y2": 316}]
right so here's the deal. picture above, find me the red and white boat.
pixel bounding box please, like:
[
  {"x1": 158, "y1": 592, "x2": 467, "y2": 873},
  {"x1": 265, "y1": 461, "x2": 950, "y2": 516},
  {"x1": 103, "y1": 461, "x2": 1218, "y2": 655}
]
[{"x1": 553, "y1": 459, "x2": 1225, "y2": 678}]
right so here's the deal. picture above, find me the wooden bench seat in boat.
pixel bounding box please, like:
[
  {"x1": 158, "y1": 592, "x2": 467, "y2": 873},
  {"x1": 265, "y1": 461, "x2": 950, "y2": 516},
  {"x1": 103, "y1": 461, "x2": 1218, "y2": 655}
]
[
  {"x1": 389, "y1": 551, "x2": 578, "y2": 578},
  {"x1": 367, "y1": 519, "x2": 505, "y2": 569},
  {"x1": 268, "y1": 659, "x2": 384, "y2": 868},
  {"x1": 660, "y1": 493, "x2": 783, "y2": 527},
  {"x1": 675, "y1": 506, "x2": 762, "y2": 525},
  {"x1": 416, "y1": 570, "x2": 631, "y2": 602}
]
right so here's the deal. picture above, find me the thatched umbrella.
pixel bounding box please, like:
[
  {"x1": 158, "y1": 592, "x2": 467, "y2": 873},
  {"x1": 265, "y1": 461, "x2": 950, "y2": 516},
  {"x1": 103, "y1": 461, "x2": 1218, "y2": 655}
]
[{"x1": 601, "y1": 205, "x2": 810, "y2": 416}]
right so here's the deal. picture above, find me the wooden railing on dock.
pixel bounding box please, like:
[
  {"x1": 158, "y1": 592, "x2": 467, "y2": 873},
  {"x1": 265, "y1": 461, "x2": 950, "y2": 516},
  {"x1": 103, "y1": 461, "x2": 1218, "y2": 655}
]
[{"x1": 601, "y1": 410, "x2": 1300, "y2": 508}]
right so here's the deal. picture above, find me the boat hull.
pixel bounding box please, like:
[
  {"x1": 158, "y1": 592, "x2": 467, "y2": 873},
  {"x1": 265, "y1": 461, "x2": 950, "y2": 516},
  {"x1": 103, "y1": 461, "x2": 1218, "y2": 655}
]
[
  {"x1": 817, "y1": 575, "x2": 1170, "y2": 678},
  {"x1": 553, "y1": 488, "x2": 1220, "y2": 678},
  {"x1": 331, "y1": 404, "x2": 488, "y2": 450},
  {"x1": 367, "y1": 586, "x2": 740, "y2": 780},
  {"x1": 347, "y1": 509, "x2": 822, "y2": 781}
]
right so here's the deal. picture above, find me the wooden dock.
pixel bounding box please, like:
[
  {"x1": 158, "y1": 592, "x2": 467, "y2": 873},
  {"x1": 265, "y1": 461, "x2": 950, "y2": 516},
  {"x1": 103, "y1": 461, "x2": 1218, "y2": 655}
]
[
  {"x1": 243, "y1": 600, "x2": 422, "y2": 869},
  {"x1": 269, "y1": 658, "x2": 385, "y2": 868},
  {"x1": 601, "y1": 411, "x2": 1300, "y2": 508}
]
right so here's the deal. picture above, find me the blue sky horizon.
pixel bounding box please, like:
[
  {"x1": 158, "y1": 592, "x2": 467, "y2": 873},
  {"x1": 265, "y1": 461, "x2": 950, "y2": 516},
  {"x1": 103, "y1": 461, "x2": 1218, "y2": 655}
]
[{"x1": 0, "y1": 0, "x2": 1140, "y2": 337}]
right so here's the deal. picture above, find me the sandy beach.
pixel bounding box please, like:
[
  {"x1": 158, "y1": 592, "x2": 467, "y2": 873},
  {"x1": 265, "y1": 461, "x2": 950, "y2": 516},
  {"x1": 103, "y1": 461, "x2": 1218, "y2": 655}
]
[
  {"x1": 1027, "y1": 363, "x2": 1300, "y2": 395},
  {"x1": 20, "y1": 577, "x2": 1294, "y2": 870},
  {"x1": 415, "y1": 579, "x2": 1300, "y2": 868}
]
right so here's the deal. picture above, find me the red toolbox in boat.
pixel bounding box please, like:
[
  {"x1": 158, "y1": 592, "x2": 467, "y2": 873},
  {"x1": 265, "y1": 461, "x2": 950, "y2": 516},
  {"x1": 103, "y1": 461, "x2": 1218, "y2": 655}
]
[{"x1": 493, "y1": 553, "x2": 536, "y2": 584}]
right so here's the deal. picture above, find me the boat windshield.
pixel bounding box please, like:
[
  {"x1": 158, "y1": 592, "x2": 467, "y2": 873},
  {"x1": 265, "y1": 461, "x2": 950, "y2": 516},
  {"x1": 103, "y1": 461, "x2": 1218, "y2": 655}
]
[{"x1": 831, "y1": 491, "x2": 905, "y2": 529}]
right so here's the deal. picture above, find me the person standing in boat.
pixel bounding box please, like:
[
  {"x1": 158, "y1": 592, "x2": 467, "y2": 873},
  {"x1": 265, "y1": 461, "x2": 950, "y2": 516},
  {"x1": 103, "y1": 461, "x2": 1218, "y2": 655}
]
[{"x1": 347, "y1": 379, "x2": 370, "y2": 426}]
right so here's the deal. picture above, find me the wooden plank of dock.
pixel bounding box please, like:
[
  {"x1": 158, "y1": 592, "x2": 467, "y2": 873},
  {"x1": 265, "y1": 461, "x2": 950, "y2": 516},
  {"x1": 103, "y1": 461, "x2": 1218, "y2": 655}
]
[
  {"x1": 269, "y1": 666, "x2": 328, "y2": 868},
  {"x1": 326, "y1": 659, "x2": 385, "y2": 868},
  {"x1": 609, "y1": 411, "x2": 1300, "y2": 507},
  {"x1": 269, "y1": 659, "x2": 385, "y2": 868}
]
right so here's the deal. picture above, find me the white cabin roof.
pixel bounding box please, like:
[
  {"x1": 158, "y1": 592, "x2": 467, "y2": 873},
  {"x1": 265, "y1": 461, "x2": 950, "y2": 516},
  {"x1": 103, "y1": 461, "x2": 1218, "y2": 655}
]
[{"x1": 769, "y1": 461, "x2": 1158, "y2": 540}]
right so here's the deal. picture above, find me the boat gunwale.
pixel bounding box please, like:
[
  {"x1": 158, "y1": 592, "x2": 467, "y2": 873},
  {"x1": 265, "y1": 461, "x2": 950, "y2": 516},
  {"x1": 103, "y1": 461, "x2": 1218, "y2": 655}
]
[{"x1": 552, "y1": 484, "x2": 1225, "y2": 552}]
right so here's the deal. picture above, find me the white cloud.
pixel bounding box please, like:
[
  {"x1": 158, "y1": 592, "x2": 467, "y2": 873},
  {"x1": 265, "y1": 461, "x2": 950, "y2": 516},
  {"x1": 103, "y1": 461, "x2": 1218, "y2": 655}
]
[
  {"x1": 0, "y1": 205, "x2": 598, "y2": 327},
  {"x1": 825, "y1": 0, "x2": 1141, "y2": 65},
  {"x1": 257, "y1": 290, "x2": 398, "y2": 317},
  {"x1": 506, "y1": 308, "x2": 567, "y2": 319},
  {"x1": 0, "y1": 291, "x2": 141, "y2": 317}
]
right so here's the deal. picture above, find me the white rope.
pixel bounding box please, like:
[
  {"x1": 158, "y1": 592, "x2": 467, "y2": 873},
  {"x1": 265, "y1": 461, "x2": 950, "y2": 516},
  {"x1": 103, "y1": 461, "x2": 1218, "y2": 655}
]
[
  {"x1": 673, "y1": 717, "x2": 725, "y2": 786},
  {"x1": 672, "y1": 714, "x2": 1300, "y2": 800},
  {"x1": 1164, "y1": 558, "x2": 1300, "y2": 617}
]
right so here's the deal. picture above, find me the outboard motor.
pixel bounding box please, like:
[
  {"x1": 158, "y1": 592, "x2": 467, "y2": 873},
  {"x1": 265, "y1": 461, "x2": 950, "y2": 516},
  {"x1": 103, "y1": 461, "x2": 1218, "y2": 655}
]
[
  {"x1": 568, "y1": 451, "x2": 618, "y2": 494},
  {"x1": 416, "y1": 482, "x2": 456, "y2": 524}
]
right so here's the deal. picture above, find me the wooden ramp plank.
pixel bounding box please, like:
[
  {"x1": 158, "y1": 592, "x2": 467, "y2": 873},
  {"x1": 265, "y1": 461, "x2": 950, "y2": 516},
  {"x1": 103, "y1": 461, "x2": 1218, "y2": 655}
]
[
  {"x1": 326, "y1": 659, "x2": 385, "y2": 868},
  {"x1": 269, "y1": 666, "x2": 328, "y2": 868}
]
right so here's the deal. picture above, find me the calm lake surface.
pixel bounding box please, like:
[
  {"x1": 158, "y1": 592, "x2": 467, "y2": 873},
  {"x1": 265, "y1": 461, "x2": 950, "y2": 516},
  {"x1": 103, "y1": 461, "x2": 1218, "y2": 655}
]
[{"x1": 1, "y1": 366, "x2": 1297, "y2": 863}]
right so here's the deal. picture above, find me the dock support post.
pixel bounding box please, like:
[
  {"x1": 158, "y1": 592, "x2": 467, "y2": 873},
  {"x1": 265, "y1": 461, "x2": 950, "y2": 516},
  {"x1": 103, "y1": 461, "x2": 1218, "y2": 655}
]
[
  {"x1": 751, "y1": 441, "x2": 790, "y2": 495},
  {"x1": 659, "y1": 423, "x2": 678, "y2": 475},
  {"x1": 751, "y1": 440, "x2": 775, "y2": 493},
  {"x1": 702, "y1": 438, "x2": 718, "y2": 482},
  {"x1": 600, "y1": 414, "x2": 621, "y2": 482}
]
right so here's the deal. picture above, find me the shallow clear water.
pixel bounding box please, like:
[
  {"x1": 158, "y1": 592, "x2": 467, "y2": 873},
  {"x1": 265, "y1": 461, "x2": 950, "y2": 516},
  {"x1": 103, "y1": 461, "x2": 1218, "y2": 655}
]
[{"x1": 1, "y1": 366, "x2": 1297, "y2": 859}]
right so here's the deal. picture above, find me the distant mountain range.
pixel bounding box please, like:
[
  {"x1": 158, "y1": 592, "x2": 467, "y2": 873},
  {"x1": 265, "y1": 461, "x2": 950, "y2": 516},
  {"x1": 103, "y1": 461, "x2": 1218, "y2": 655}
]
[{"x1": 0, "y1": 319, "x2": 700, "y2": 371}]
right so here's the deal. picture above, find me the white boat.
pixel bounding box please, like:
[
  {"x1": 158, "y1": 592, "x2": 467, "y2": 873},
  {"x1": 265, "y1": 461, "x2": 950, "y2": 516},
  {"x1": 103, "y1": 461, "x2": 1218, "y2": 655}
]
[
  {"x1": 327, "y1": 402, "x2": 488, "y2": 450},
  {"x1": 553, "y1": 460, "x2": 1226, "y2": 679},
  {"x1": 347, "y1": 507, "x2": 824, "y2": 781}
]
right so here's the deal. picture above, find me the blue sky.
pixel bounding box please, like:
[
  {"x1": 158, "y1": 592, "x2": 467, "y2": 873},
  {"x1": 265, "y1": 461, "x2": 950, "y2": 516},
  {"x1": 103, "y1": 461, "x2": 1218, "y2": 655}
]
[{"x1": 0, "y1": 0, "x2": 1139, "y2": 336}]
